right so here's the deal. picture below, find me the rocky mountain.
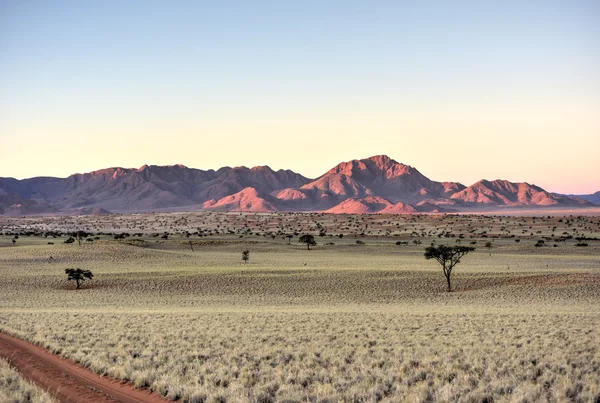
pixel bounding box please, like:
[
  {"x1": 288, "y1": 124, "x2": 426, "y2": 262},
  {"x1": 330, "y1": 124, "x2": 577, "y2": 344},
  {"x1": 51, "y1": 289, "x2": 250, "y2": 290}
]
[
  {"x1": 560, "y1": 191, "x2": 600, "y2": 205},
  {"x1": 0, "y1": 156, "x2": 592, "y2": 215},
  {"x1": 450, "y1": 180, "x2": 588, "y2": 207},
  {"x1": 202, "y1": 187, "x2": 279, "y2": 212},
  {"x1": 298, "y1": 155, "x2": 464, "y2": 205},
  {"x1": 0, "y1": 164, "x2": 310, "y2": 213},
  {"x1": 324, "y1": 196, "x2": 418, "y2": 214}
]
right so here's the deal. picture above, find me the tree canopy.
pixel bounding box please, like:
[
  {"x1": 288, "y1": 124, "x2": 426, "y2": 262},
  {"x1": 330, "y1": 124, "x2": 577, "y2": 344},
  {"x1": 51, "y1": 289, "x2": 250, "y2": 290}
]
[
  {"x1": 424, "y1": 245, "x2": 475, "y2": 292},
  {"x1": 298, "y1": 234, "x2": 317, "y2": 250},
  {"x1": 71, "y1": 230, "x2": 89, "y2": 246},
  {"x1": 65, "y1": 268, "x2": 94, "y2": 289}
]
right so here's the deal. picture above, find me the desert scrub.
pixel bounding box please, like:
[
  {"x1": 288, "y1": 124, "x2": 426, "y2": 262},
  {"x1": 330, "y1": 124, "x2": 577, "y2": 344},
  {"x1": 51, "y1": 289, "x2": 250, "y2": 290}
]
[
  {"x1": 0, "y1": 358, "x2": 56, "y2": 403},
  {"x1": 1, "y1": 312, "x2": 599, "y2": 402},
  {"x1": 1, "y1": 213, "x2": 599, "y2": 402}
]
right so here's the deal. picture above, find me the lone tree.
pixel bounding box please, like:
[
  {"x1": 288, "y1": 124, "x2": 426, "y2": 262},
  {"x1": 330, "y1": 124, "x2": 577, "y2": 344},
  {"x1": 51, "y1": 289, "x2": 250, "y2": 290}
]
[
  {"x1": 285, "y1": 234, "x2": 294, "y2": 244},
  {"x1": 65, "y1": 268, "x2": 94, "y2": 289},
  {"x1": 299, "y1": 234, "x2": 317, "y2": 250},
  {"x1": 424, "y1": 245, "x2": 475, "y2": 292},
  {"x1": 242, "y1": 250, "x2": 250, "y2": 264},
  {"x1": 71, "y1": 230, "x2": 89, "y2": 246}
]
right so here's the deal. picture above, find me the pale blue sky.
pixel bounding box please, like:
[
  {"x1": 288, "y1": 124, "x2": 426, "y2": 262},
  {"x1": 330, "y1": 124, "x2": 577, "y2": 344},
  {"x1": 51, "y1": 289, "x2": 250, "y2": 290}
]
[{"x1": 1, "y1": 0, "x2": 599, "y2": 193}]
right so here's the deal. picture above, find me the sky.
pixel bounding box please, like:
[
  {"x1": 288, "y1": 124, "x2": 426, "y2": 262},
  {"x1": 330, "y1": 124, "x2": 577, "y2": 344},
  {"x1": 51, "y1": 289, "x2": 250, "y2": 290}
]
[{"x1": 1, "y1": 0, "x2": 599, "y2": 194}]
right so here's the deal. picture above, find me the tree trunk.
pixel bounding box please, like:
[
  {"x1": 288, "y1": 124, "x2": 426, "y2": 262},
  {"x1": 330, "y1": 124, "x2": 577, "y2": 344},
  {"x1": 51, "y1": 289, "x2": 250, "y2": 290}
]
[
  {"x1": 76, "y1": 279, "x2": 81, "y2": 289},
  {"x1": 307, "y1": 243, "x2": 310, "y2": 250},
  {"x1": 445, "y1": 274, "x2": 451, "y2": 292}
]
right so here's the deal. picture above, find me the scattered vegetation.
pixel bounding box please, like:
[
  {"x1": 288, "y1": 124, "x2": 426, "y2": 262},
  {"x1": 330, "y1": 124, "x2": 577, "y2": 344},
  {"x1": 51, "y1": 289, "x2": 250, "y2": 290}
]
[{"x1": 0, "y1": 212, "x2": 599, "y2": 402}]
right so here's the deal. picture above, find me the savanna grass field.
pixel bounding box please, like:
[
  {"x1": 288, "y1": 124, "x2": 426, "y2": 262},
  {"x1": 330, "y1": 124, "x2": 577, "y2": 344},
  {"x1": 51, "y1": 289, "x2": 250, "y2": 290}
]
[{"x1": 1, "y1": 212, "x2": 599, "y2": 402}]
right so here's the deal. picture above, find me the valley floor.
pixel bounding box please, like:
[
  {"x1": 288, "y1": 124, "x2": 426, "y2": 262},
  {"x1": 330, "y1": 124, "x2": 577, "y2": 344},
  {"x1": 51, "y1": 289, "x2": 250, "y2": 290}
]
[{"x1": 1, "y1": 213, "x2": 599, "y2": 402}]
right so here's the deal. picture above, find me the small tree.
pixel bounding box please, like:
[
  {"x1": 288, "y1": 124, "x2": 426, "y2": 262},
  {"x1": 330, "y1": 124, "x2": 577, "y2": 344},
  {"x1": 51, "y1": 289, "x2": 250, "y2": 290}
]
[
  {"x1": 285, "y1": 234, "x2": 293, "y2": 244},
  {"x1": 424, "y1": 245, "x2": 475, "y2": 292},
  {"x1": 242, "y1": 250, "x2": 250, "y2": 264},
  {"x1": 299, "y1": 234, "x2": 316, "y2": 250},
  {"x1": 72, "y1": 230, "x2": 89, "y2": 246},
  {"x1": 485, "y1": 241, "x2": 493, "y2": 255},
  {"x1": 65, "y1": 268, "x2": 94, "y2": 289}
]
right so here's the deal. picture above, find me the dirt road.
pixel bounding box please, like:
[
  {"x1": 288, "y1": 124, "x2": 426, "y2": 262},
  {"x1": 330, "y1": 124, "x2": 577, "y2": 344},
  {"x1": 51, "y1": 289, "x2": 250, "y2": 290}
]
[{"x1": 0, "y1": 331, "x2": 167, "y2": 403}]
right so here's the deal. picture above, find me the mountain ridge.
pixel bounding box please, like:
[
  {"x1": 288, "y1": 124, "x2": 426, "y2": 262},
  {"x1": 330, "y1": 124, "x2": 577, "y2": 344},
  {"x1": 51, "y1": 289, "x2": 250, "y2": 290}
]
[{"x1": 0, "y1": 155, "x2": 594, "y2": 215}]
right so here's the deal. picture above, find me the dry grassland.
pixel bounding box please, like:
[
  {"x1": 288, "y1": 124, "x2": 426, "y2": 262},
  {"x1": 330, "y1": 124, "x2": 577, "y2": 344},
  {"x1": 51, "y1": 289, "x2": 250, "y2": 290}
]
[
  {"x1": 0, "y1": 358, "x2": 56, "y2": 403},
  {"x1": 1, "y1": 213, "x2": 599, "y2": 402}
]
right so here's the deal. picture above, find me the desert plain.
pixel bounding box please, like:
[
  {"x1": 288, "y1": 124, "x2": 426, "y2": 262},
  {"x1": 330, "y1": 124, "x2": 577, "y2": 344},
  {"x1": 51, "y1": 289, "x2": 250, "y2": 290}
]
[{"x1": 1, "y1": 211, "x2": 599, "y2": 402}]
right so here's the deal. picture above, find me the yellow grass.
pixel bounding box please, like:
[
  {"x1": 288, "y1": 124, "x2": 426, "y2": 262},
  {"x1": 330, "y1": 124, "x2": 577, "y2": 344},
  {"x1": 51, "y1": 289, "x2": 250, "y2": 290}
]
[
  {"x1": 0, "y1": 358, "x2": 56, "y2": 403},
  {"x1": 1, "y1": 213, "x2": 599, "y2": 402}
]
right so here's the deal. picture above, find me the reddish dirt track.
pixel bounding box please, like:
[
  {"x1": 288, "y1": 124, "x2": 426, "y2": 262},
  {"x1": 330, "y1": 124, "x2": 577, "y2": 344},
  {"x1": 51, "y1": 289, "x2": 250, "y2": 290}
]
[{"x1": 0, "y1": 332, "x2": 167, "y2": 403}]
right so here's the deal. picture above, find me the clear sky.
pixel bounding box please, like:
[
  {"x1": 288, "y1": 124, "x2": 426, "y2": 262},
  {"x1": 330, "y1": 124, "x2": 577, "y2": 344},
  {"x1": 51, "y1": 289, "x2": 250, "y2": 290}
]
[{"x1": 1, "y1": 0, "x2": 599, "y2": 194}]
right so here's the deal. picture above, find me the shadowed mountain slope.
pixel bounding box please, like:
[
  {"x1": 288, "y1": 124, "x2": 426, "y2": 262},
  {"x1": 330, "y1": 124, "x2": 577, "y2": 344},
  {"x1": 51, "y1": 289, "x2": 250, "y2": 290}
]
[{"x1": 560, "y1": 191, "x2": 600, "y2": 205}]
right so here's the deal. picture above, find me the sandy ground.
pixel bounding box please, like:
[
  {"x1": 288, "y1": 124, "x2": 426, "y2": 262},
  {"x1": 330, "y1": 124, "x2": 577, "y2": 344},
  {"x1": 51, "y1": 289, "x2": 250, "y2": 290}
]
[{"x1": 0, "y1": 331, "x2": 167, "y2": 403}]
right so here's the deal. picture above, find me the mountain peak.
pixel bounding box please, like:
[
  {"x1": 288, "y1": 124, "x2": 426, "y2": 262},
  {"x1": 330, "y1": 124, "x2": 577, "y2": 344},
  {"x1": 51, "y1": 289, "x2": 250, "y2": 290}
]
[
  {"x1": 362, "y1": 155, "x2": 414, "y2": 175},
  {"x1": 251, "y1": 165, "x2": 275, "y2": 172},
  {"x1": 365, "y1": 154, "x2": 395, "y2": 165}
]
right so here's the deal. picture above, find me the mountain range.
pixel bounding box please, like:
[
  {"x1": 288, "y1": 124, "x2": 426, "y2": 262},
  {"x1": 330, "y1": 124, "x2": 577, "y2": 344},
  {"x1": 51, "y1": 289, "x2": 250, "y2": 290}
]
[
  {"x1": 0, "y1": 155, "x2": 595, "y2": 215},
  {"x1": 559, "y1": 191, "x2": 600, "y2": 206}
]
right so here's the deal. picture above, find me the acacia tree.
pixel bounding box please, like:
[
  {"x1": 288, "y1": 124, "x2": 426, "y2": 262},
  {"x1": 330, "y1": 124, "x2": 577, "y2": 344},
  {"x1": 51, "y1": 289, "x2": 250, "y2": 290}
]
[
  {"x1": 242, "y1": 250, "x2": 250, "y2": 264},
  {"x1": 424, "y1": 245, "x2": 475, "y2": 292},
  {"x1": 65, "y1": 268, "x2": 94, "y2": 289},
  {"x1": 71, "y1": 230, "x2": 89, "y2": 246},
  {"x1": 299, "y1": 234, "x2": 316, "y2": 250},
  {"x1": 285, "y1": 234, "x2": 293, "y2": 244}
]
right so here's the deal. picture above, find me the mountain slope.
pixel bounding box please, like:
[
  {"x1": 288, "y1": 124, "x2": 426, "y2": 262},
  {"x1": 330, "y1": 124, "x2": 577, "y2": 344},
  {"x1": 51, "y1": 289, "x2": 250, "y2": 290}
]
[
  {"x1": 562, "y1": 191, "x2": 600, "y2": 205},
  {"x1": 0, "y1": 194, "x2": 58, "y2": 216},
  {"x1": 451, "y1": 180, "x2": 588, "y2": 206},
  {"x1": 324, "y1": 196, "x2": 419, "y2": 214},
  {"x1": 0, "y1": 164, "x2": 310, "y2": 213},
  {"x1": 301, "y1": 155, "x2": 464, "y2": 204},
  {"x1": 202, "y1": 187, "x2": 279, "y2": 212},
  {"x1": 0, "y1": 156, "x2": 591, "y2": 214}
]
